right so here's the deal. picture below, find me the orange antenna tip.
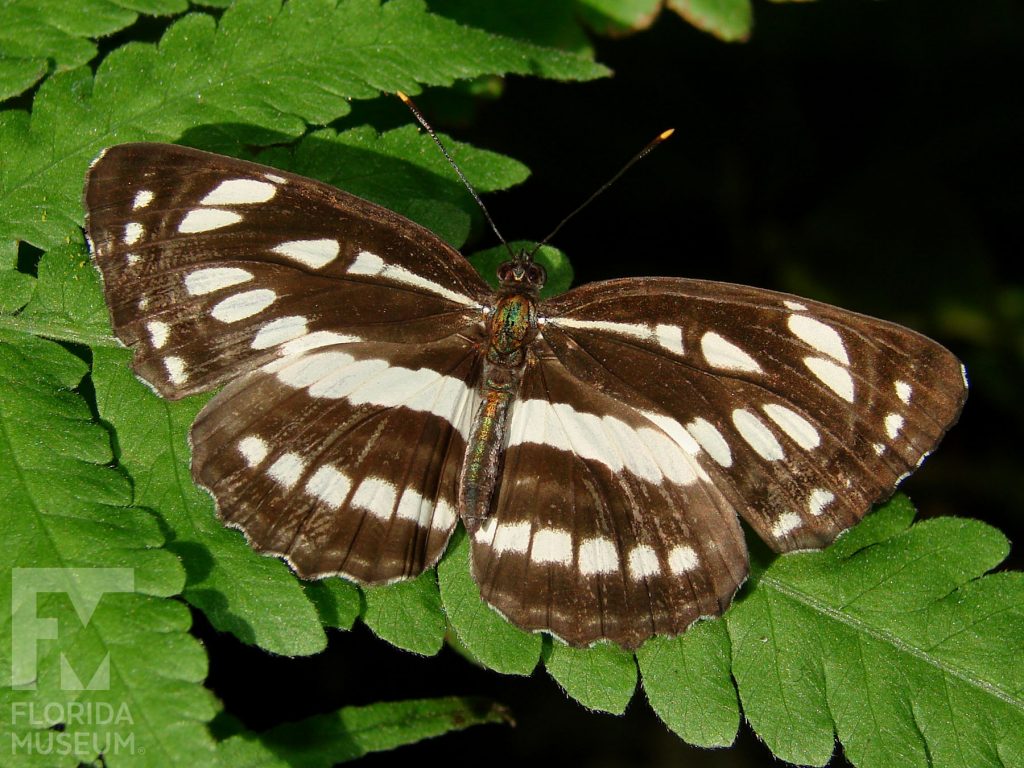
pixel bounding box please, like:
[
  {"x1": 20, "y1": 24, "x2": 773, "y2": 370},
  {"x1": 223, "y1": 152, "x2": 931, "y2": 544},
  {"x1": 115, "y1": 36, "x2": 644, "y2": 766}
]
[
  {"x1": 528, "y1": 126, "x2": 673, "y2": 257},
  {"x1": 396, "y1": 90, "x2": 410, "y2": 102}
]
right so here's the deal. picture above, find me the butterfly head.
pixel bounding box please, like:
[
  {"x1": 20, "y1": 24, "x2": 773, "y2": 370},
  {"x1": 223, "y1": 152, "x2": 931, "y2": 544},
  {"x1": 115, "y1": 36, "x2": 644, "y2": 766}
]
[{"x1": 497, "y1": 253, "x2": 546, "y2": 296}]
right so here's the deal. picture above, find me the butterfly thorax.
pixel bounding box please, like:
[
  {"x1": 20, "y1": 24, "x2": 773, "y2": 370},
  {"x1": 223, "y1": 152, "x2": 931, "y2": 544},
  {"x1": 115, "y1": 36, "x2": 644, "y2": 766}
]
[
  {"x1": 459, "y1": 257, "x2": 546, "y2": 526},
  {"x1": 486, "y1": 293, "x2": 539, "y2": 368}
]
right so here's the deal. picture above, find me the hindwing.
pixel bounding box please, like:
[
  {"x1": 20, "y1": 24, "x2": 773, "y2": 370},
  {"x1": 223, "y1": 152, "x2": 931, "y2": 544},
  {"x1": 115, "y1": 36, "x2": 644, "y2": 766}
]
[{"x1": 470, "y1": 342, "x2": 748, "y2": 648}]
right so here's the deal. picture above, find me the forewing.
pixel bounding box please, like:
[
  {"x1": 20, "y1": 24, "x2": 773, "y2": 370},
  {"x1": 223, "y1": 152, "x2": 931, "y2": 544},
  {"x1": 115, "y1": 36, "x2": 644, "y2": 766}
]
[
  {"x1": 84, "y1": 142, "x2": 491, "y2": 399},
  {"x1": 469, "y1": 346, "x2": 749, "y2": 648},
  {"x1": 190, "y1": 331, "x2": 482, "y2": 584},
  {"x1": 540, "y1": 277, "x2": 966, "y2": 553}
]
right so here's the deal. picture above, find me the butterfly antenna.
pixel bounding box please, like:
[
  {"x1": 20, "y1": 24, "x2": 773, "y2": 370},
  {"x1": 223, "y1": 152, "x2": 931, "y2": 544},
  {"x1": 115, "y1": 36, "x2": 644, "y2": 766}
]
[
  {"x1": 528, "y1": 128, "x2": 675, "y2": 259},
  {"x1": 397, "y1": 91, "x2": 516, "y2": 261}
]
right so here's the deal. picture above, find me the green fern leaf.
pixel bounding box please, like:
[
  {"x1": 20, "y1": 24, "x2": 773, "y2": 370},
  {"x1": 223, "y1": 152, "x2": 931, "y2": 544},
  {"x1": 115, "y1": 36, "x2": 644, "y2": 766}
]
[
  {"x1": 636, "y1": 618, "x2": 739, "y2": 747},
  {"x1": 634, "y1": 498, "x2": 1024, "y2": 765},
  {"x1": 362, "y1": 571, "x2": 447, "y2": 656},
  {"x1": 542, "y1": 639, "x2": 637, "y2": 715},
  {"x1": 0, "y1": 0, "x2": 607, "y2": 253},
  {"x1": 427, "y1": 0, "x2": 595, "y2": 55},
  {"x1": 0, "y1": 330, "x2": 217, "y2": 766},
  {"x1": 0, "y1": 0, "x2": 189, "y2": 101},
  {"x1": 727, "y1": 497, "x2": 1024, "y2": 767},
  {"x1": 437, "y1": 529, "x2": 542, "y2": 675},
  {"x1": 271, "y1": 125, "x2": 529, "y2": 249},
  {"x1": 666, "y1": 0, "x2": 753, "y2": 42},
  {"x1": 217, "y1": 696, "x2": 511, "y2": 766},
  {"x1": 575, "y1": 0, "x2": 662, "y2": 36},
  {"x1": 303, "y1": 580, "x2": 361, "y2": 632}
]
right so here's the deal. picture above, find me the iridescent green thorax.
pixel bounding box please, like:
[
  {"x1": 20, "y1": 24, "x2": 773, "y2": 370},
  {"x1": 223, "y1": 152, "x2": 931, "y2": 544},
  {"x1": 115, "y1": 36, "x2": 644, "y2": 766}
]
[{"x1": 486, "y1": 293, "x2": 539, "y2": 368}]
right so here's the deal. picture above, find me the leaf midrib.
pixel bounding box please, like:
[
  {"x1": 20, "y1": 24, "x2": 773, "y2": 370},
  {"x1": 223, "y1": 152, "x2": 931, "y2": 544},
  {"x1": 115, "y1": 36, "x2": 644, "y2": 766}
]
[{"x1": 759, "y1": 573, "x2": 1023, "y2": 710}]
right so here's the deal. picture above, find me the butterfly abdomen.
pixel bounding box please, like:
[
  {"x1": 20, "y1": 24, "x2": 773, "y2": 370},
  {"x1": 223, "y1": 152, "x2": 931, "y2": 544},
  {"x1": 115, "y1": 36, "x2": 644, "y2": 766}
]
[{"x1": 460, "y1": 386, "x2": 514, "y2": 527}]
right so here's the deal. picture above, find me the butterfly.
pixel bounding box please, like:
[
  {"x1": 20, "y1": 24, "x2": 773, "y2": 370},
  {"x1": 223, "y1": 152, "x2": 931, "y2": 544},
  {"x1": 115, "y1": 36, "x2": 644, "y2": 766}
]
[{"x1": 83, "y1": 140, "x2": 967, "y2": 649}]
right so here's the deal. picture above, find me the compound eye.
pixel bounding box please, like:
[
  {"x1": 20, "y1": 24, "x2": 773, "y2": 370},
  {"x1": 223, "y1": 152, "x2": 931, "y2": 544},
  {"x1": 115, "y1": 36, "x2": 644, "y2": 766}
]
[
  {"x1": 527, "y1": 263, "x2": 546, "y2": 283},
  {"x1": 497, "y1": 263, "x2": 513, "y2": 282}
]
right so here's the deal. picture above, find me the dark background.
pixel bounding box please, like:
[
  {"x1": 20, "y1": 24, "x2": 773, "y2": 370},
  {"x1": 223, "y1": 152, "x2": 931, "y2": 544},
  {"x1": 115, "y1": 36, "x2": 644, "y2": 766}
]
[{"x1": 201, "y1": 2, "x2": 1023, "y2": 766}]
